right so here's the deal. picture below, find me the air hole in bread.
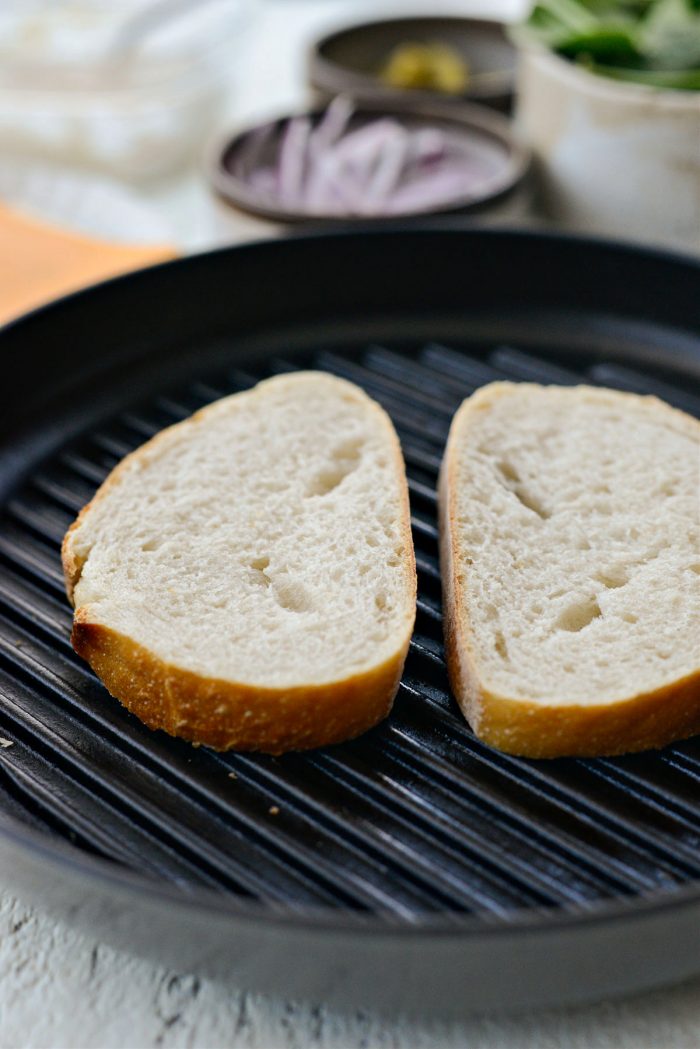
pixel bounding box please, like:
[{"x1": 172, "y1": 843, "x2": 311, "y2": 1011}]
[
  {"x1": 306, "y1": 437, "x2": 363, "y2": 498},
  {"x1": 307, "y1": 468, "x2": 350, "y2": 498},
  {"x1": 689, "y1": 563, "x2": 700, "y2": 575},
  {"x1": 380, "y1": 515, "x2": 396, "y2": 541},
  {"x1": 272, "y1": 578, "x2": 312, "y2": 613},
  {"x1": 512, "y1": 486, "x2": 550, "y2": 519},
  {"x1": 248, "y1": 556, "x2": 271, "y2": 588},
  {"x1": 140, "y1": 538, "x2": 161, "y2": 552},
  {"x1": 496, "y1": 460, "x2": 520, "y2": 484},
  {"x1": 555, "y1": 597, "x2": 603, "y2": 633},
  {"x1": 595, "y1": 567, "x2": 628, "y2": 590},
  {"x1": 621, "y1": 612, "x2": 638, "y2": 624},
  {"x1": 495, "y1": 459, "x2": 550, "y2": 519},
  {"x1": 494, "y1": 631, "x2": 508, "y2": 660}
]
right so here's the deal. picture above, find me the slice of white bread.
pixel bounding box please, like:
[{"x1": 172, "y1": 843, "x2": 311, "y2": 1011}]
[
  {"x1": 62, "y1": 372, "x2": 416, "y2": 753},
  {"x1": 439, "y1": 381, "x2": 700, "y2": 758}
]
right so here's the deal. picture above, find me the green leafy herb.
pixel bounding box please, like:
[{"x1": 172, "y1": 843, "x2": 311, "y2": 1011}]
[
  {"x1": 519, "y1": 0, "x2": 700, "y2": 88},
  {"x1": 642, "y1": 0, "x2": 700, "y2": 68}
]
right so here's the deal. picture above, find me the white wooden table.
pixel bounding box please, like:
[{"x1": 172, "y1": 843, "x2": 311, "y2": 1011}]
[{"x1": 2, "y1": 3, "x2": 699, "y2": 1046}]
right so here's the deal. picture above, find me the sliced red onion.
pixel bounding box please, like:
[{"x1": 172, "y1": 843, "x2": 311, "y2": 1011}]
[
  {"x1": 409, "y1": 127, "x2": 449, "y2": 165},
  {"x1": 277, "y1": 116, "x2": 312, "y2": 207},
  {"x1": 387, "y1": 166, "x2": 475, "y2": 214},
  {"x1": 247, "y1": 167, "x2": 278, "y2": 198},
  {"x1": 307, "y1": 122, "x2": 393, "y2": 213},
  {"x1": 233, "y1": 121, "x2": 275, "y2": 179},
  {"x1": 304, "y1": 149, "x2": 357, "y2": 214},
  {"x1": 361, "y1": 125, "x2": 410, "y2": 214},
  {"x1": 331, "y1": 119, "x2": 403, "y2": 167},
  {"x1": 238, "y1": 104, "x2": 492, "y2": 218},
  {"x1": 309, "y1": 95, "x2": 354, "y2": 156}
]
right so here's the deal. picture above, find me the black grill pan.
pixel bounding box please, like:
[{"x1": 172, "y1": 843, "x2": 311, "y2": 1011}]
[{"x1": 0, "y1": 229, "x2": 699, "y2": 1015}]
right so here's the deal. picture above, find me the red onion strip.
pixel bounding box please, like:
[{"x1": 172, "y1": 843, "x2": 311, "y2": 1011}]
[
  {"x1": 309, "y1": 95, "x2": 354, "y2": 155},
  {"x1": 362, "y1": 125, "x2": 411, "y2": 214},
  {"x1": 242, "y1": 106, "x2": 484, "y2": 217},
  {"x1": 277, "y1": 116, "x2": 312, "y2": 207},
  {"x1": 387, "y1": 166, "x2": 474, "y2": 213}
]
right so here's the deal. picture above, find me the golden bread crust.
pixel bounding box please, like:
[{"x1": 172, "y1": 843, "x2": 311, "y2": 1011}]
[
  {"x1": 71, "y1": 612, "x2": 409, "y2": 754},
  {"x1": 62, "y1": 373, "x2": 416, "y2": 753},
  {"x1": 439, "y1": 382, "x2": 700, "y2": 758}
]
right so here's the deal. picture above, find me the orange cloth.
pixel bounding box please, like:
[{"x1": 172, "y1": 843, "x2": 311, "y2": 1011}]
[{"x1": 0, "y1": 202, "x2": 175, "y2": 326}]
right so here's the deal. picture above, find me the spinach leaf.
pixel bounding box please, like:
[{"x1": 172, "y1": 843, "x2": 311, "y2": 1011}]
[
  {"x1": 642, "y1": 0, "x2": 700, "y2": 69},
  {"x1": 520, "y1": 0, "x2": 700, "y2": 87},
  {"x1": 556, "y1": 27, "x2": 642, "y2": 63},
  {"x1": 591, "y1": 58, "x2": 700, "y2": 83}
]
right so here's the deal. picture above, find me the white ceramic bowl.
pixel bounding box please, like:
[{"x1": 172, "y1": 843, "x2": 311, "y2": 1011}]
[{"x1": 515, "y1": 44, "x2": 700, "y2": 253}]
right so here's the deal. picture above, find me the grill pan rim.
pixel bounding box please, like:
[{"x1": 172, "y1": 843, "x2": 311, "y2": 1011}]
[
  {"x1": 2, "y1": 807, "x2": 700, "y2": 936},
  {"x1": 2, "y1": 222, "x2": 700, "y2": 347},
  {"x1": 0, "y1": 226, "x2": 699, "y2": 939}
]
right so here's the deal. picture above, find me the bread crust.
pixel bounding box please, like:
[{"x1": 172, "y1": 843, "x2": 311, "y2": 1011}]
[
  {"x1": 62, "y1": 372, "x2": 416, "y2": 753},
  {"x1": 71, "y1": 611, "x2": 409, "y2": 753},
  {"x1": 439, "y1": 382, "x2": 700, "y2": 759}
]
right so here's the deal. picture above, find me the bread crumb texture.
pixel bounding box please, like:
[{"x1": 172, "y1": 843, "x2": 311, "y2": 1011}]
[
  {"x1": 63, "y1": 372, "x2": 415, "y2": 752},
  {"x1": 442, "y1": 382, "x2": 700, "y2": 756},
  {"x1": 67, "y1": 373, "x2": 413, "y2": 686}
]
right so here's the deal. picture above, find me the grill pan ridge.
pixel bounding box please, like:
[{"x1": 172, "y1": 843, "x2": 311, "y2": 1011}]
[{"x1": 0, "y1": 229, "x2": 699, "y2": 1013}]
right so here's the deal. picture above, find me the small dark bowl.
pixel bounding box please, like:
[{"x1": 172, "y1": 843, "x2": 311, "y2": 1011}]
[
  {"x1": 207, "y1": 99, "x2": 530, "y2": 226},
  {"x1": 309, "y1": 17, "x2": 516, "y2": 113}
]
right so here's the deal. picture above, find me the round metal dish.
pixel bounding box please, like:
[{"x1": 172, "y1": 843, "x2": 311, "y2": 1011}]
[{"x1": 0, "y1": 229, "x2": 698, "y2": 1016}]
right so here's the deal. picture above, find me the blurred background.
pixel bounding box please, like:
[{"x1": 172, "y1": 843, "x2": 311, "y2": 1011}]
[{"x1": 0, "y1": 0, "x2": 698, "y2": 323}]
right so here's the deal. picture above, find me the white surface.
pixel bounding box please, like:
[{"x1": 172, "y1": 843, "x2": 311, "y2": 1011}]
[
  {"x1": 0, "y1": 1, "x2": 254, "y2": 179},
  {"x1": 0, "y1": 161, "x2": 175, "y2": 243},
  {"x1": 2, "y1": 3, "x2": 700, "y2": 1047},
  {"x1": 2, "y1": 892, "x2": 700, "y2": 1049}
]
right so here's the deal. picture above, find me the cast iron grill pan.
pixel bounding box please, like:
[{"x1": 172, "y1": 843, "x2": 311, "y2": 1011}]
[{"x1": 0, "y1": 230, "x2": 698, "y2": 1009}]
